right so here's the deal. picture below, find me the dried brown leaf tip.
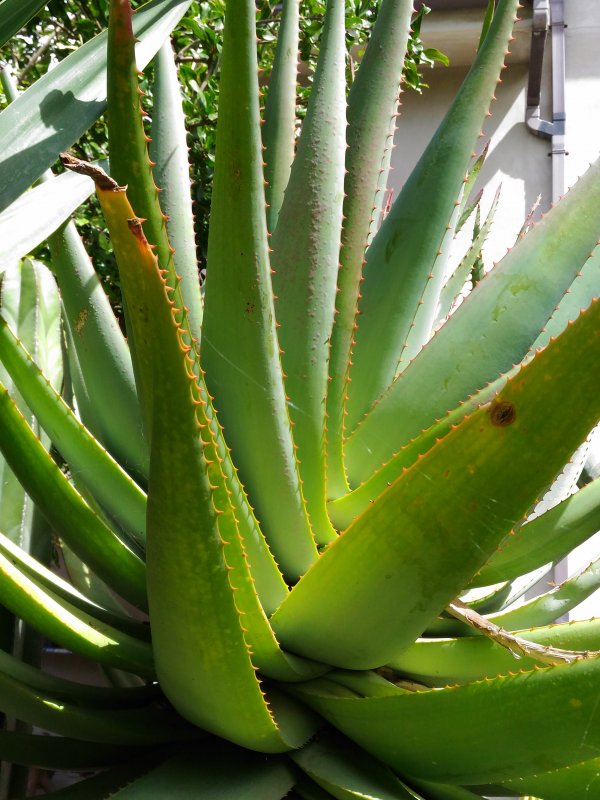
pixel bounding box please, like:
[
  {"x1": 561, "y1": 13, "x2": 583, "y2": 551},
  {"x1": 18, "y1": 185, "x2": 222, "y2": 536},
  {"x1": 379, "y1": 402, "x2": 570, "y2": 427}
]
[{"x1": 59, "y1": 152, "x2": 121, "y2": 191}]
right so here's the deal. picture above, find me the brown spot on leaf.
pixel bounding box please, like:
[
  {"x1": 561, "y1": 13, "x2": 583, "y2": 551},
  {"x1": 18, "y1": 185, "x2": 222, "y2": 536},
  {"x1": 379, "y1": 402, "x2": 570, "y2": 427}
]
[
  {"x1": 490, "y1": 399, "x2": 516, "y2": 427},
  {"x1": 75, "y1": 309, "x2": 88, "y2": 335}
]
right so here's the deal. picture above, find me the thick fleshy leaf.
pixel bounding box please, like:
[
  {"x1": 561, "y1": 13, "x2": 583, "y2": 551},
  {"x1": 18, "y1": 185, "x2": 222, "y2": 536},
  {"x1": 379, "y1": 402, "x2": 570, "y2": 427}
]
[
  {"x1": 293, "y1": 661, "x2": 600, "y2": 784},
  {"x1": 270, "y1": 0, "x2": 346, "y2": 544},
  {"x1": 389, "y1": 618, "x2": 600, "y2": 685},
  {"x1": 0, "y1": 528, "x2": 148, "y2": 640},
  {"x1": 344, "y1": 0, "x2": 518, "y2": 435},
  {"x1": 111, "y1": 743, "x2": 295, "y2": 798},
  {"x1": 0, "y1": 547, "x2": 153, "y2": 676},
  {"x1": 0, "y1": 0, "x2": 192, "y2": 213},
  {"x1": 49, "y1": 221, "x2": 147, "y2": 481},
  {"x1": 346, "y1": 156, "x2": 600, "y2": 486},
  {"x1": 263, "y1": 0, "x2": 300, "y2": 232},
  {"x1": 501, "y1": 756, "x2": 600, "y2": 799},
  {"x1": 0, "y1": 383, "x2": 147, "y2": 609},
  {"x1": 0, "y1": 669, "x2": 192, "y2": 745},
  {"x1": 150, "y1": 39, "x2": 203, "y2": 343},
  {"x1": 0, "y1": 729, "x2": 147, "y2": 770},
  {"x1": 0, "y1": 644, "x2": 156, "y2": 707},
  {"x1": 0, "y1": 315, "x2": 147, "y2": 541},
  {"x1": 292, "y1": 730, "x2": 421, "y2": 799},
  {"x1": 201, "y1": 0, "x2": 317, "y2": 579},
  {"x1": 0, "y1": 0, "x2": 49, "y2": 49},
  {"x1": 326, "y1": 0, "x2": 413, "y2": 496},
  {"x1": 87, "y1": 159, "x2": 315, "y2": 749},
  {"x1": 0, "y1": 168, "x2": 99, "y2": 269},
  {"x1": 272, "y1": 297, "x2": 600, "y2": 669},
  {"x1": 473, "y1": 476, "x2": 600, "y2": 587}
]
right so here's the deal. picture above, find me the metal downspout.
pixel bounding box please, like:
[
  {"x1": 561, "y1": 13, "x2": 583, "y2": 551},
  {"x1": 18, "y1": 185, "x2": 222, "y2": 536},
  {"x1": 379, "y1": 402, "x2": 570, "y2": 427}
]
[{"x1": 526, "y1": 0, "x2": 566, "y2": 203}]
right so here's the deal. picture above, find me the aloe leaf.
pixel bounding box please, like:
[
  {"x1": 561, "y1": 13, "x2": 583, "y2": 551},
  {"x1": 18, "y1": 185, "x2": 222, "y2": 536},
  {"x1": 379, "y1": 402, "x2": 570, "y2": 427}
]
[
  {"x1": 149, "y1": 38, "x2": 203, "y2": 342},
  {"x1": 263, "y1": 0, "x2": 300, "y2": 231},
  {"x1": 0, "y1": 383, "x2": 147, "y2": 609},
  {"x1": 0, "y1": 260, "x2": 61, "y2": 545},
  {"x1": 0, "y1": 0, "x2": 191, "y2": 214},
  {"x1": 0, "y1": 729, "x2": 147, "y2": 770},
  {"x1": 87, "y1": 164, "x2": 314, "y2": 750},
  {"x1": 0, "y1": 315, "x2": 147, "y2": 540},
  {"x1": 455, "y1": 142, "x2": 489, "y2": 234},
  {"x1": 110, "y1": 742, "x2": 295, "y2": 798},
  {"x1": 293, "y1": 660, "x2": 600, "y2": 784},
  {"x1": 479, "y1": 0, "x2": 498, "y2": 50},
  {"x1": 270, "y1": 0, "x2": 346, "y2": 544},
  {"x1": 0, "y1": 668, "x2": 193, "y2": 745},
  {"x1": 501, "y1": 756, "x2": 600, "y2": 800},
  {"x1": 0, "y1": 257, "x2": 61, "y2": 795},
  {"x1": 49, "y1": 220, "x2": 147, "y2": 480},
  {"x1": 346, "y1": 156, "x2": 600, "y2": 486},
  {"x1": 0, "y1": 529, "x2": 148, "y2": 640},
  {"x1": 0, "y1": 169, "x2": 99, "y2": 268},
  {"x1": 436, "y1": 186, "x2": 500, "y2": 323},
  {"x1": 406, "y1": 780, "x2": 487, "y2": 800},
  {"x1": 108, "y1": 0, "x2": 190, "y2": 324},
  {"x1": 200, "y1": 0, "x2": 317, "y2": 578},
  {"x1": 472, "y1": 477, "x2": 600, "y2": 587},
  {"x1": 103, "y1": 2, "x2": 291, "y2": 601},
  {"x1": 326, "y1": 0, "x2": 413, "y2": 497},
  {"x1": 0, "y1": 0, "x2": 49, "y2": 49},
  {"x1": 0, "y1": 547, "x2": 153, "y2": 676},
  {"x1": 344, "y1": 0, "x2": 518, "y2": 434},
  {"x1": 389, "y1": 618, "x2": 600, "y2": 685},
  {"x1": 328, "y1": 375, "x2": 502, "y2": 531},
  {"x1": 61, "y1": 540, "x2": 144, "y2": 626},
  {"x1": 22, "y1": 752, "x2": 172, "y2": 797},
  {"x1": 0, "y1": 645, "x2": 157, "y2": 708},
  {"x1": 488, "y1": 554, "x2": 600, "y2": 630},
  {"x1": 272, "y1": 297, "x2": 600, "y2": 669},
  {"x1": 56, "y1": 161, "x2": 288, "y2": 624},
  {"x1": 291, "y1": 730, "x2": 421, "y2": 799}
]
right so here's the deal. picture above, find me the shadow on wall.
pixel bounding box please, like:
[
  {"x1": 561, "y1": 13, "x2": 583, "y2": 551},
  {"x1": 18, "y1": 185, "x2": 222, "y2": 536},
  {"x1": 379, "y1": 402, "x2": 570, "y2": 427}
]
[{"x1": 391, "y1": 62, "x2": 552, "y2": 258}]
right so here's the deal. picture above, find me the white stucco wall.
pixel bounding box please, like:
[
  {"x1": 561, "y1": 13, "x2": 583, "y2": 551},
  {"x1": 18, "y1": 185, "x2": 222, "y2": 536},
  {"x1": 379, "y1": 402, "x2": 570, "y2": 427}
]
[{"x1": 389, "y1": 1, "x2": 600, "y2": 619}]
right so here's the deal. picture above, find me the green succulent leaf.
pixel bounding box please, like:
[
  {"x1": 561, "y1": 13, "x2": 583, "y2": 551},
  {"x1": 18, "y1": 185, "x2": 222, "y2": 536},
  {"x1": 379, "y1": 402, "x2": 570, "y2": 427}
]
[
  {"x1": 49, "y1": 220, "x2": 148, "y2": 481},
  {"x1": 109, "y1": 743, "x2": 296, "y2": 798},
  {"x1": 346, "y1": 155, "x2": 600, "y2": 487},
  {"x1": 270, "y1": 0, "x2": 346, "y2": 544},
  {"x1": 0, "y1": 0, "x2": 49, "y2": 50},
  {"x1": 86, "y1": 162, "x2": 316, "y2": 748},
  {"x1": 0, "y1": 729, "x2": 148, "y2": 770},
  {"x1": 291, "y1": 730, "x2": 421, "y2": 799},
  {"x1": 0, "y1": 0, "x2": 192, "y2": 213},
  {"x1": 201, "y1": 0, "x2": 317, "y2": 580},
  {"x1": 390, "y1": 617, "x2": 600, "y2": 685},
  {"x1": 150, "y1": 38, "x2": 203, "y2": 344},
  {"x1": 473, "y1": 476, "x2": 600, "y2": 587},
  {"x1": 344, "y1": 0, "x2": 518, "y2": 436},
  {"x1": 326, "y1": 0, "x2": 414, "y2": 497},
  {"x1": 0, "y1": 314, "x2": 147, "y2": 542},
  {"x1": 294, "y1": 660, "x2": 600, "y2": 784},
  {"x1": 263, "y1": 0, "x2": 300, "y2": 232},
  {"x1": 272, "y1": 296, "x2": 600, "y2": 669},
  {"x1": 0, "y1": 168, "x2": 98, "y2": 269},
  {"x1": 501, "y1": 756, "x2": 600, "y2": 800}
]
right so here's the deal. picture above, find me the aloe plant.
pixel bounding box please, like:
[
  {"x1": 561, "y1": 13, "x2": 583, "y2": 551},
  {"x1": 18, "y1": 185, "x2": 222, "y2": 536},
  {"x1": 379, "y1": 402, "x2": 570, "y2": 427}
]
[{"x1": 1, "y1": 0, "x2": 600, "y2": 797}]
